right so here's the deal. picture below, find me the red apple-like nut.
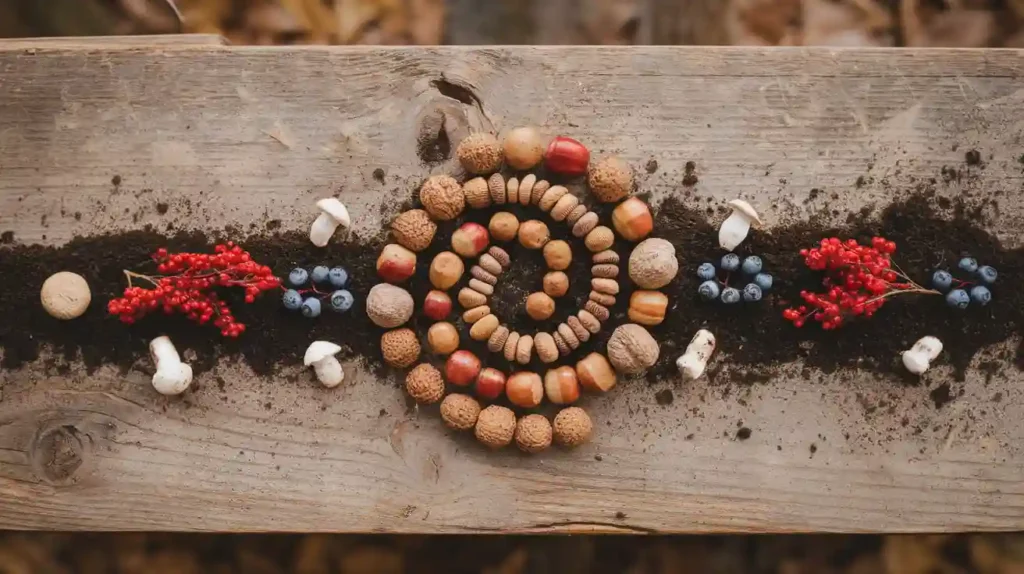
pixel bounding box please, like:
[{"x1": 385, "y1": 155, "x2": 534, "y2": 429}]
[
  {"x1": 376, "y1": 243, "x2": 416, "y2": 283},
  {"x1": 423, "y1": 290, "x2": 453, "y2": 321},
  {"x1": 544, "y1": 136, "x2": 590, "y2": 176},
  {"x1": 474, "y1": 367, "x2": 507, "y2": 401},
  {"x1": 451, "y1": 222, "x2": 490, "y2": 258},
  {"x1": 446, "y1": 350, "x2": 481, "y2": 386}
]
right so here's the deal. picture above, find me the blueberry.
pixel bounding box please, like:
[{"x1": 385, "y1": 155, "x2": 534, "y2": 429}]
[
  {"x1": 945, "y1": 288, "x2": 970, "y2": 310},
  {"x1": 741, "y1": 283, "x2": 762, "y2": 302},
  {"x1": 720, "y1": 253, "x2": 740, "y2": 272},
  {"x1": 741, "y1": 256, "x2": 763, "y2": 275},
  {"x1": 311, "y1": 265, "x2": 330, "y2": 284},
  {"x1": 753, "y1": 272, "x2": 773, "y2": 292},
  {"x1": 301, "y1": 297, "x2": 322, "y2": 318},
  {"x1": 282, "y1": 289, "x2": 303, "y2": 310},
  {"x1": 288, "y1": 267, "x2": 309, "y2": 287},
  {"x1": 329, "y1": 290, "x2": 354, "y2": 313},
  {"x1": 958, "y1": 257, "x2": 978, "y2": 273},
  {"x1": 698, "y1": 280, "x2": 720, "y2": 301},
  {"x1": 328, "y1": 266, "x2": 349, "y2": 288},
  {"x1": 969, "y1": 285, "x2": 992, "y2": 306},
  {"x1": 697, "y1": 262, "x2": 717, "y2": 281},
  {"x1": 931, "y1": 270, "x2": 953, "y2": 293},
  {"x1": 720, "y1": 287, "x2": 741, "y2": 304},
  {"x1": 977, "y1": 265, "x2": 997, "y2": 285}
]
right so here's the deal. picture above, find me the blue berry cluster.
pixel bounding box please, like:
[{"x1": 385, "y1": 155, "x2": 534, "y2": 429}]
[
  {"x1": 282, "y1": 265, "x2": 354, "y2": 318},
  {"x1": 931, "y1": 256, "x2": 997, "y2": 310},
  {"x1": 697, "y1": 254, "x2": 774, "y2": 305}
]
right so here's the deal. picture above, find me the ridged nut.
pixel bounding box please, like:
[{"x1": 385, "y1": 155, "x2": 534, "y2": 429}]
[
  {"x1": 550, "y1": 194, "x2": 580, "y2": 222},
  {"x1": 488, "y1": 172, "x2": 506, "y2": 205},
  {"x1": 572, "y1": 211, "x2": 599, "y2": 238},
  {"x1": 584, "y1": 226, "x2": 615, "y2": 252},
  {"x1": 535, "y1": 332, "x2": 559, "y2": 364},
  {"x1": 506, "y1": 176, "x2": 520, "y2": 204},
  {"x1": 488, "y1": 246, "x2": 512, "y2": 268},
  {"x1": 593, "y1": 250, "x2": 620, "y2": 264},
  {"x1": 557, "y1": 322, "x2": 580, "y2": 349},
  {"x1": 469, "y1": 278, "x2": 495, "y2": 296},
  {"x1": 591, "y1": 277, "x2": 620, "y2": 295},
  {"x1": 592, "y1": 264, "x2": 619, "y2": 278},
  {"x1": 471, "y1": 265, "x2": 498, "y2": 285},
  {"x1": 488, "y1": 325, "x2": 510, "y2": 352},
  {"x1": 584, "y1": 300, "x2": 610, "y2": 321},
  {"x1": 553, "y1": 332, "x2": 571, "y2": 356},
  {"x1": 566, "y1": 315, "x2": 591, "y2": 342},
  {"x1": 515, "y1": 334, "x2": 534, "y2": 365},
  {"x1": 566, "y1": 204, "x2": 588, "y2": 226},
  {"x1": 470, "y1": 314, "x2": 500, "y2": 341},
  {"x1": 577, "y1": 309, "x2": 601, "y2": 333},
  {"x1": 479, "y1": 253, "x2": 503, "y2": 276},
  {"x1": 504, "y1": 332, "x2": 521, "y2": 361},
  {"x1": 518, "y1": 174, "x2": 536, "y2": 206},
  {"x1": 458, "y1": 287, "x2": 488, "y2": 308},
  {"x1": 539, "y1": 185, "x2": 569, "y2": 211},
  {"x1": 590, "y1": 290, "x2": 616, "y2": 307},
  {"x1": 463, "y1": 177, "x2": 492, "y2": 209},
  {"x1": 530, "y1": 180, "x2": 551, "y2": 205}
]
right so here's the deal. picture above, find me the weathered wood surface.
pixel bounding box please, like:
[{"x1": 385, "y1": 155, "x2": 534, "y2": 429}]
[{"x1": 1, "y1": 42, "x2": 1023, "y2": 533}]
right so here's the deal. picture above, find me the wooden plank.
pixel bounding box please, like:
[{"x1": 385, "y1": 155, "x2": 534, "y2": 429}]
[
  {"x1": 0, "y1": 34, "x2": 228, "y2": 49},
  {"x1": 0, "y1": 44, "x2": 1023, "y2": 533}
]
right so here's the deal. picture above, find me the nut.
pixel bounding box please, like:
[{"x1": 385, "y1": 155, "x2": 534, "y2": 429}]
[
  {"x1": 451, "y1": 222, "x2": 490, "y2": 258},
  {"x1": 518, "y1": 174, "x2": 536, "y2": 206},
  {"x1": 591, "y1": 277, "x2": 620, "y2": 296},
  {"x1": 612, "y1": 197, "x2": 653, "y2": 242},
  {"x1": 544, "y1": 366, "x2": 580, "y2": 404},
  {"x1": 446, "y1": 350, "x2": 481, "y2": 386},
  {"x1": 584, "y1": 226, "x2": 615, "y2": 252},
  {"x1": 381, "y1": 328, "x2": 420, "y2": 368},
  {"x1": 488, "y1": 324, "x2": 510, "y2": 352},
  {"x1": 426, "y1": 322, "x2": 460, "y2": 355},
  {"x1": 475, "y1": 405, "x2": 516, "y2": 449},
  {"x1": 470, "y1": 265, "x2": 498, "y2": 285},
  {"x1": 479, "y1": 253, "x2": 503, "y2": 276},
  {"x1": 441, "y1": 394, "x2": 481, "y2": 431},
  {"x1": 458, "y1": 287, "x2": 488, "y2": 309},
  {"x1": 503, "y1": 127, "x2": 545, "y2": 170},
  {"x1": 543, "y1": 271, "x2": 570, "y2": 298},
  {"x1": 505, "y1": 176, "x2": 519, "y2": 204},
  {"x1": 606, "y1": 323, "x2": 660, "y2": 374},
  {"x1": 515, "y1": 414, "x2": 553, "y2": 454},
  {"x1": 539, "y1": 185, "x2": 569, "y2": 212},
  {"x1": 506, "y1": 372, "x2": 544, "y2": 408},
  {"x1": 584, "y1": 300, "x2": 610, "y2": 321},
  {"x1": 518, "y1": 220, "x2": 550, "y2": 250},
  {"x1": 423, "y1": 290, "x2": 453, "y2": 321},
  {"x1": 488, "y1": 246, "x2": 512, "y2": 269},
  {"x1": 543, "y1": 240, "x2": 572, "y2": 271},
  {"x1": 429, "y1": 251, "x2": 465, "y2": 290},
  {"x1": 488, "y1": 173, "x2": 506, "y2": 205},
  {"x1": 376, "y1": 243, "x2": 417, "y2": 283},
  {"x1": 462, "y1": 176, "x2": 491, "y2": 209},
  {"x1": 588, "y1": 156, "x2": 632, "y2": 203},
  {"x1": 419, "y1": 174, "x2": 464, "y2": 221},
  {"x1": 576, "y1": 352, "x2": 617, "y2": 393},
  {"x1": 557, "y1": 323, "x2": 580, "y2": 349},
  {"x1": 526, "y1": 292, "x2": 556, "y2": 321},
  {"x1": 530, "y1": 179, "x2": 551, "y2": 205},
  {"x1": 589, "y1": 290, "x2": 616, "y2": 307},
  {"x1": 463, "y1": 305, "x2": 491, "y2": 323},
  {"x1": 475, "y1": 368, "x2": 507, "y2": 401},
  {"x1": 550, "y1": 194, "x2": 580, "y2": 222},
  {"x1": 469, "y1": 278, "x2": 494, "y2": 296},
  {"x1": 469, "y1": 313, "x2": 500, "y2": 341},
  {"x1": 40, "y1": 271, "x2": 91, "y2": 320},
  {"x1": 577, "y1": 309, "x2": 601, "y2": 334},
  {"x1": 366, "y1": 284, "x2": 414, "y2": 328},
  {"x1": 592, "y1": 264, "x2": 619, "y2": 278},
  {"x1": 535, "y1": 332, "x2": 559, "y2": 364},
  {"x1": 457, "y1": 132, "x2": 503, "y2": 175},
  {"x1": 629, "y1": 290, "x2": 669, "y2": 326},
  {"x1": 572, "y1": 211, "x2": 599, "y2": 238},
  {"x1": 593, "y1": 250, "x2": 620, "y2": 265},
  {"x1": 504, "y1": 331, "x2": 521, "y2": 361},
  {"x1": 628, "y1": 238, "x2": 679, "y2": 289},
  {"x1": 566, "y1": 204, "x2": 588, "y2": 226},
  {"x1": 515, "y1": 334, "x2": 534, "y2": 365},
  {"x1": 566, "y1": 316, "x2": 590, "y2": 343},
  {"x1": 390, "y1": 209, "x2": 436, "y2": 252},
  {"x1": 553, "y1": 407, "x2": 593, "y2": 447},
  {"x1": 405, "y1": 363, "x2": 445, "y2": 404},
  {"x1": 545, "y1": 136, "x2": 590, "y2": 176},
  {"x1": 488, "y1": 211, "x2": 520, "y2": 242},
  {"x1": 553, "y1": 332, "x2": 570, "y2": 356}
]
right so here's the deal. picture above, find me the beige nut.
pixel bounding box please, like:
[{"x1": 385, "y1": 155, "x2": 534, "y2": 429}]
[
  {"x1": 488, "y1": 324, "x2": 511, "y2": 352},
  {"x1": 390, "y1": 209, "x2": 436, "y2": 253},
  {"x1": 566, "y1": 315, "x2": 591, "y2": 342},
  {"x1": 518, "y1": 220, "x2": 550, "y2": 250},
  {"x1": 470, "y1": 314, "x2": 500, "y2": 341},
  {"x1": 479, "y1": 253, "x2": 503, "y2": 276},
  {"x1": 381, "y1": 328, "x2": 421, "y2": 368},
  {"x1": 515, "y1": 334, "x2": 534, "y2": 365},
  {"x1": 458, "y1": 287, "x2": 488, "y2": 308},
  {"x1": 488, "y1": 246, "x2": 512, "y2": 269},
  {"x1": 553, "y1": 332, "x2": 570, "y2": 356},
  {"x1": 488, "y1": 211, "x2": 520, "y2": 242},
  {"x1": 592, "y1": 264, "x2": 619, "y2": 278},
  {"x1": 566, "y1": 204, "x2": 588, "y2": 226},
  {"x1": 427, "y1": 322, "x2": 459, "y2": 355},
  {"x1": 463, "y1": 305, "x2": 490, "y2": 324},
  {"x1": 577, "y1": 309, "x2": 601, "y2": 333},
  {"x1": 628, "y1": 238, "x2": 679, "y2": 289},
  {"x1": 557, "y1": 323, "x2": 580, "y2": 350},
  {"x1": 463, "y1": 177, "x2": 492, "y2": 209},
  {"x1": 506, "y1": 176, "x2": 520, "y2": 204},
  {"x1": 469, "y1": 278, "x2": 494, "y2": 296},
  {"x1": 585, "y1": 226, "x2": 615, "y2": 252},
  {"x1": 488, "y1": 173, "x2": 506, "y2": 205},
  {"x1": 515, "y1": 414, "x2": 553, "y2": 454},
  {"x1": 535, "y1": 332, "x2": 559, "y2": 364},
  {"x1": 470, "y1": 265, "x2": 498, "y2": 285},
  {"x1": 504, "y1": 331, "x2": 521, "y2": 361},
  {"x1": 419, "y1": 174, "x2": 464, "y2": 221},
  {"x1": 406, "y1": 363, "x2": 445, "y2": 404},
  {"x1": 504, "y1": 127, "x2": 545, "y2": 170},
  {"x1": 441, "y1": 394, "x2": 482, "y2": 431},
  {"x1": 40, "y1": 271, "x2": 91, "y2": 320},
  {"x1": 456, "y1": 132, "x2": 503, "y2": 175},
  {"x1": 539, "y1": 185, "x2": 569, "y2": 212},
  {"x1": 589, "y1": 290, "x2": 616, "y2": 307},
  {"x1": 542, "y1": 240, "x2": 572, "y2": 271},
  {"x1": 591, "y1": 277, "x2": 620, "y2": 296},
  {"x1": 550, "y1": 194, "x2": 580, "y2": 222},
  {"x1": 543, "y1": 271, "x2": 570, "y2": 298},
  {"x1": 518, "y1": 174, "x2": 536, "y2": 206},
  {"x1": 530, "y1": 179, "x2": 551, "y2": 205},
  {"x1": 584, "y1": 300, "x2": 610, "y2": 321},
  {"x1": 593, "y1": 250, "x2": 620, "y2": 264},
  {"x1": 553, "y1": 407, "x2": 593, "y2": 447},
  {"x1": 572, "y1": 211, "x2": 599, "y2": 238},
  {"x1": 475, "y1": 405, "x2": 516, "y2": 449}
]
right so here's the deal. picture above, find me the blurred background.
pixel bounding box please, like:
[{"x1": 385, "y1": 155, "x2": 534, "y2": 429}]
[{"x1": 2, "y1": 1, "x2": 1024, "y2": 572}]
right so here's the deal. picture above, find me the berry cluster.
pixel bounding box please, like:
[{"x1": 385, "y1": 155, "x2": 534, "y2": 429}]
[
  {"x1": 107, "y1": 243, "x2": 280, "y2": 337},
  {"x1": 782, "y1": 237, "x2": 934, "y2": 330},
  {"x1": 931, "y1": 256, "x2": 998, "y2": 309},
  {"x1": 697, "y1": 253, "x2": 774, "y2": 304},
  {"x1": 282, "y1": 266, "x2": 354, "y2": 318}
]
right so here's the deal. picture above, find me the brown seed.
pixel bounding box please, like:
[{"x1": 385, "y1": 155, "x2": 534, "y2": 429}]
[
  {"x1": 539, "y1": 185, "x2": 569, "y2": 211},
  {"x1": 535, "y1": 332, "x2": 559, "y2": 364},
  {"x1": 471, "y1": 265, "x2": 498, "y2": 285},
  {"x1": 584, "y1": 300, "x2": 610, "y2": 321},
  {"x1": 553, "y1": 332, "x2": 571, "y2": 356},
  {"x1": 557, "y1": 323, "x2": 580, "y2": 349},
  {"x1": 391, "y1": 209, "x2": 437, "y2": 253},
  {"x1": 427, "y1": 322, "x2": 459, "y2": 355},
  {"x1": 419, "y1": 174, "x2": 464, "y2": 221},
  {"x1": 441, "y1": 394, "x2": 481, "y2": 431},
  {"x1": 456, "y1": 132, "x2": 503, "y2": 175},
  {"x1": 606, "y1": 323, "x2": 659, "y2": 374},
  {"x1": 628, "y1": 290, "x2": 669, "y2": 326},
  {"x1": 577, "y1": 309, "x2": 601, "y2": 333},
  {"x1": 462, "y1": 177, "x2": 492, "y2": 209},
  {"x1": 488, "y1": 173, "x2": 506, "y2": 205},
  {"x1": 503, "y1": 126, "x2": 545, "y2": 170},
  {"x1": 566, "y1": 204, "x2": 588, "y2": 226},
  {"x1": 593, "y1": 250, "x2": 620, "y2": 264},
  {"x1": 572, "y1": 211, "x2": 599, "y2": 238},
  {"x1": 463, "y1": 305, "x2": 491, "y2": 323},
  {"x1": 518, "y1": 174, "x2": 536, "y2": 206},
  {"x1": 550, "y1": 194, "x2": 580, "y2": 222},
  {"x1": 518, "y1": 220, "x2": 550, "y2": 250},
  {"x1": 515, "y1": 334, "x2": 534, "y2": 365},
  {"x1": 406, "y1": 363, "x2": 445, "y2": 404},
  {"x1": 488, "y1": 211, "x2": 520, "y2": 242},
  {"x1": 504, "y1": 331, "x2": 521, "y2": 361},
  {"x1": 543, "y1": 271, "x2": 570, "y2": 298},
  {"x1": 469, "y1": 278, "x2": 494, "y2": 296},
  {"x1": 629, "y1": 237, "x2": 679, "y2": 289},
  {"x1": 479, "y1": 253, "x2": 503, "y2": 276},
  {"x1": 553, "y1": 406, "x2": 593, "y2": 447},
  {"x1": 506, "y1": 176, "x2": 519, "y2": 204},
  {"x1": 475, "y1": 405, "x2": 516, "y2": 449},
  {"x1": 488, "y1": 325, "x2": 510, "y2": 352},
  {"x1": 585, "y1": 226, "x2": 615, "y2": 252},
  {"x1": 542, "y1": 240, "x2": 572, "y2": 271},
  {"x1": 592, "y1": 264, "x2": 619, "y2": 278},
  {"x1": 488, "y1": 246, "x2": 511, "y2": 269},
  {"x1": 591, "y1": 277, "x2": 620, "y2": 295},
  {"x1": 470, "y1": 314, "x2": 500, "y2": 341},
  {"x1": 566, "y1": 315, "x2": 590, "y2": 342},
  {"x1": 588, "y1": 156, "x2": 633, "y2": 203},
  {"x1": 429, "y1": 251, "x2": 464, "y2": 290},
  {"x1": 526, "y1": 292, "x2": 556, "y2": 321},
  {"x1": 459, "y1": 287, "x2": 487, "y2": 308},
  {"x1": 515, "y1": 414, "x2": 553, "y2": 454},
  {"x1": 381, "y1": 328, "x2": 421, "y2": 368},
  {"x1": 531, "y1": 180, "x2": 551, "y2": 205},
  {"x1": 589, "y1": 290, "x2": 616, "y2": 306}
]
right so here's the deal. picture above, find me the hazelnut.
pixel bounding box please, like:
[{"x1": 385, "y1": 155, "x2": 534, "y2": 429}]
[
  {"x1": 588, "y1": 156, "x2": 633, "y2": 203},
  {"x1": 390, "y1": 209, "x2": 436, "y2": 252},
  {"x1": 539, "y1": 185, "x2": 569, "y2": 212},
  {"x1": 518, "y1": 174, "x2": 537, "y2": 206},
  {"x1": 381, "y1": 328, "x2": 420, "y2": 368},
  {"x1": 475, "y1": 405, "x2": 516, "y2": 449},
  {"x1": 478, "y1": 253, "x2": 503, "y2": 276},
  {"x1": 550, "y1": 194, "x2": 580, "y2": 222},
  {"x1": 584, "y1": 300, "x2": 610, "y2": 321},
  {"x1": 526, "y1": 292, "x2": 556, "y2": 321},
  {"x1": 518, "y1": 220, "x2": 550, "y2": 250},
  {"x1": 515, "y1": 414, "x2": 553, "y2": 454},
  {"x1": 553, "y1": 407, "x2": 593, "y2": 447},
  {"x1": 503, "y1": 127, "x2": 545, "y2": 170},
  {"x1": 591, "y1": 277, "x2": 619, "y2": 296},
  {"x1": 463, "y1": 305, "x2": 490, "y2": 324},
  {"x1": 451, "y1": 222, "x2": 490, "y2": 258},
  {"x1": 530, "y1": 179, "x2": 551, "y2": 205},
  {"x1": 576, "y1": 352, "x2": 617, "y2": 393},
  {"x1": 589, "y1": 290, "x2": 616, "y2": 307},
  {"x1": 488, "y1": 324, "x2": 510, "y2": 352},
  {"x1": 40, "y1": 272, "x2": 91, "y2": 320},
  {"x1": 457, "y1": 132, "x2": 503, "y2": 175},
  {"x1": 566, "y1": 204, "x2": 588, "y2": 226},
  {"x1": 553, "y1": 332, "x2": 571, "y2": 356},
  {"x1": 488, "y1": 173, "x2": 506, "y2": 205},
  {"x1": 441, "y1": 394, "x2": 481, "y2": 431},
  {"x1": 462, "y1": 176, "x2": 491, "y2": 209},
  {"x1": 592, "y1": 264, "x2": 619, "y2": 279},
  {"x1": 426, "y1": 322, "x2": 460, "y2": 355},
  {"x1": 515, "y1": 334, "x2": 534, "y2": 365},
  {"x1": 504, "y1": 331, "x2": 521, "y2": 361},
  {"x1": 577, "y1": 309, "x2": 601, "y2": 334},
  {"x1": 429, "y1": 251, "x2": 465, "y2": 290},
  {"x1": 612, "y1": 197, "x2": 653, "y2": 242},
  {"x1": 505, "y1": 176, "x2": 519, "y2": 204},
  {"x1": 542, "y1": 240, "x2": 572, "y2": 271},
  {"x1": 629, "y1": 291, "x2": 669, "y2": 326},
  {"x1": 458, "y1": 287, "x2": 488, "y2": 309},
  {"x1": 488, "y1": 211, "x2": 520, "y2": 242},
  {"x1": 488, "y1": 246, "x2": 512, "y2": 269},
  {"x1": 572, "y1": 211, "x2": 599, "y2": 238},
  {"x1": 543, "y1": 271, "x2": 570, "y2": 298},
  {"x1": 366, "y1": 284, "x2": 414, "y2": 328},
  {"x1": 593, "y1": 250, "x2": 620, "y2": 265},
  {"x1": 535, "y1": 332, "x2": 559, "y2": 364},
  {"x1": 628, "y1": 238, "x2": 679, "y2": 289},
  {"x1": 584, "y1": 226, "x2": 615, "y2": 252},
  {"x1": 606, "y1": 324, "x2": 660, "y2": 374},
  {"x1": 469, "y1": 278, "x2": 494, "y2": 296},
  {"x1": 469, "y1": 313, "x2": 500, "y2": 341},
  {"x1": 376, "y1": 243, "x2": 417, "y2": 283},
  {"x1": 405, "y1": 363, "x2": 445, "y2": 404},
  {"x1": 544, "y1": 366, "x2": 580, "y2": 404},
  {"x1": 506, "y1": 372, "x2": 544, "y2": 408},
  {"x1": 557, "y1": 323, "x2": 580, "y2": 349},
  {"x1": 470, "y1": 265, "x2": 498, "y2": 285},
  {"x1": 566, "y1": 316, "x2": 591, "y2": 343},
  {"x1": 419, "y1": 174, "x2": 464, "y2": 221}
]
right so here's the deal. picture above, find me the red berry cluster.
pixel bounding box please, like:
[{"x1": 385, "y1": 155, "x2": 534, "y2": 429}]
[
  {"x1": 782, "y1": 237, "x2": 926, "y2": 330},
  {"x1": 107, "y1": 243, "x2": 280, "y2": 337}
]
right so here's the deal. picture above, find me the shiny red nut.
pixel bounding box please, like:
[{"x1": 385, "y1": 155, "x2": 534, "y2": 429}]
[
  {"x1": 544, "y1": 136, "x2": 590, "y2": 176},
  {"x1": 474, "y1": 367, "x2": 507, "y2": 401},
  {"x1": 445, "y1": 350, "x2": 482, "y2": 386},
  {"x1": 423, "y1": 290, "x2": 452, "y2": 321}
]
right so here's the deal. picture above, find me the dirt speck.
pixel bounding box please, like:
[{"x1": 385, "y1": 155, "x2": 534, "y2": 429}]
[
  {"x1": 111, "y1": 175, "x2": 122, "y2": 186},
  {"x1": 654, "y1": 389, "x2": 674, "y2": 405},
  {"x1": 156, "y1": 203, "x2": 169, "y2": 215},
  {"x1": 736, "y1": 427, "x2": 752, "y2": 440}
]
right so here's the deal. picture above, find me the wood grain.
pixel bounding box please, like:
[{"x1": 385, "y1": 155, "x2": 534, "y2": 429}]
[{"x1": 1, "y1": 41, "x2": 1024, "y2": 533}]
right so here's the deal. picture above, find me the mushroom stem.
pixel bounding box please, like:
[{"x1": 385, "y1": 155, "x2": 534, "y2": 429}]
[
  {"x1": 309, "y1": 213, "x2": 339, "y2": 247},
  {"x1": 902, "y1": 336, "x2": 943, "y2": 375},
  {"x1": 676, "y1": 329, "x2": 716, "y2": 380},
  {"x1": 718, "y1": 211, "x2": 751, "y2": 251},
  {"x1": 313, "y1": 356, "x2": 345, "y2": 388},
  {"x1": 149, "y1": 335, "x2": 193, "y2": 395}
]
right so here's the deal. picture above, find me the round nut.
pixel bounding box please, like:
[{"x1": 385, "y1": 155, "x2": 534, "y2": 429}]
[
  {"x1": 419, "y1": 174, "x2": 464, "y2": 221},
  {"x1": 542, "y1": 240, "x2": 572, "y2": 271},
  {"x1": 584, "y1": 300, "x2": 610, "y2": 321},
  {"x1": 429, "y1": 251, "x2": 464, "y2": 290},
  {"x1": 390, "y1": 209, "x2": 436, "y2": 252},
  {"x1": 535, "y1": 332, "x2": 559, "y2": 364},
  {"x1": 572, "y1": 211, "x2": 599, "y2": 238},
  {"x1": 506, "y1": 372, "x2": 544, "y2": 408},
  {"x1": 611, "y1": 196, "x2": 653, "y2": 242},
  {"x1": 470, "y1": 265, "x2": 498, "y2": 285},
  {"x1": 544, "y1": 366, "x2": 580, "y2": 404},
  {"x1": 628, "y1": 290, "x2": 669, "y2": 326},
  {"x1": 530, "y1": 180, "x2": 551, "y2": 205},
  {"x1": 456, "y1": 132, "x2": 503, "y2": 175},
  {"x1": 503, "y1": 127, "x2": 545, "y2": 170},
  {"x1": 628, "y1": 238, "x2": 679, "y2": 289},
  {"x1": 405, "y1": 363, "x2": 445, "y2": 404},
  {"x1": 458, "y1": 287, "x2": 488, "y2": 309},
  {"x1": 488, "y1": 324, "x2": 510, "y2": 352},
  {"x1": 469, "y1": 313, "x2": 500, "y2": 341},
  {"x1": 504, "y1": 331, "x2": 521, "y2": 362},
  {"x1": 469, "y1": 278, "x2": 494, "y2": 296},
  {"x1": 566, "y1": 316, "x2": 590, "y2": 342},
  {"x1": 606, "y1": 323, "x2": 660, "y2": 374},
  {"x1": 426, "y1": 322, "x2": 460, "y2": 355},
  {"x1": 553, "y1": 407, "x2": 593, "y2": 447},
  {"x1": 462, "y1": 176, "x2": 491, "y2": 209},
  {"x1": 526, "y1": 292, "x2": 556, "y2": 321},
  {"x1": 576, "y1": 352, "x2": 617, "y2": 393},
  {"x1": 566, "y1": 204, "x2": 588, "y2": 226},
  {"x1": 515, "y1": 334, "x2": 534, "y2": 365},
  {"x1": 475, "y1": 405, "x2": 516, "y2": 449},
  {"x1": 488, "y1": 211, "x2": 520, "y2": 242},
  {"x1": 577, "y1": 309, "x2": 601, "y2": 334},
  {"x1": 557, "y1": 323, "x2": 580, "y2": 349},
  {"x1": 543, "y1": 271, "x2": 570, "y2": 298},
  {"x1": 366, "y1": 283, "x2": 414, "y2": 328},
  {"x1": 441, "y1": 394, "x2": 482, "y2": 431},
  {"x1": 592, "y1": 264, "x2": 619, "y2": 278},
  {"x1": 591, "y1": 277, "x2": 620, "y2": 295},
  {"x1": 593, "y1": 250, "x2": 620, "y2": 265},
  {"x1": 539, "y1": 185, "x2": 569, "y2": 212},
  {"x1": 550, "y1": 194, "x2": 580, "y2": 222},
  {"x1": 518, "y1": 220, "x2": 550, "y2": 250},
  {"x1": 488, "y1": 173, "x2": 506, "y2": 205},
  {"x1": 40, "y1": 271, "x2": 91, "y2": 320},
  {"x1": 589, "y1": 290, "x2": 616, "y2": 307},
  {"x1": 588, "y1": 156, "x2": 633, "y2": 203},
  {"x1": 506, "y1": 176, "x2": 519, "y2": 204},
  {"x1": 479, "y1": 253, "x2": 503, "y2": 276},
  {"x1": 518, "y1": 174, "x2": 537, "y2": 206},
  {"x1": 584, "y1": 226, "x2": 615, "y2": 253},
  {"x1": 553, "y1": 332, "x2": 571, "y2": 356},
  {"x1": 515, "y1": 414, "x2": 553, "y2": 454},
  {"x1": 381, "y1": 328, "x2": 420, "y2": 368},
  {"x1": 463, "y1": 305, "x2": 491, "y2": 324}
]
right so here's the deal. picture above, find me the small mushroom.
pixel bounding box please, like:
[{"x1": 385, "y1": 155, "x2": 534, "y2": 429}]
[
  {"x1": 718, "y1": 199, "x2": 762, "y2": 251},
  {"x1": 902, "y1": 336, "x2": 943, "y2": 375},
  {"x1": 309, "y1": 198, "x2": 351, "y2": 247},
  {"x1": 676, "y1": 329, "x2": 716, "y2": 380},
  {"x1": 304, "y1": 341, "x2": 345, "y2": 388},
  {"x1": 150, "y1": 335, "x2": 193, "y2": 396}
]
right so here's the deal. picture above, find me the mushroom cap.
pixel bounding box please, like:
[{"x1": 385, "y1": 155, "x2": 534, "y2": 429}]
[
  {"x1": 40, "y1": 271, "x2": 92, "y2": 320},
  {"x1": 726, "y1": 199, "x2": 762, "y2": 227},
  {"x1": 316, "y1": 198, "x2": 351, "y2": 226},
  {"x1": 304, "y1": 341, "x2": 342, "y2": 366}
]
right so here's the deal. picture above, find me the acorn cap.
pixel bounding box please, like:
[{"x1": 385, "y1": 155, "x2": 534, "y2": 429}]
[
  {"x1": 726, "y1": 199, "x2": 762, "y2": 227},
  {"x1": 304, "y1": 341, "x2": 342, "y2": 366}
]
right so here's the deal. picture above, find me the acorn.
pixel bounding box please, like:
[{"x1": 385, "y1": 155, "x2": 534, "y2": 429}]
[{"x1": 628, "y1": 291, "x2": 669, "y2": 326}]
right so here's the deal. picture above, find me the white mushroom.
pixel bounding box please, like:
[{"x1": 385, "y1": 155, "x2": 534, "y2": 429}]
[
  {"x1": 150, "y1": 336, "x2": 193, "y2": 396},
  {"x1": 40, "y1": 271, "x2": 92, "y2": 320},
  {"x1": 676, "y1": 329, "x2": 716, "y2": 380},
  {"x1": 718, "y1": 199, "x2": 763, "y2": 251},
  {"x1": 902, "y1": 336, "x2": 943, "y2": 375},
  {"x1": 304, "y1": 341, "x2": 345, "y2": 388},
  {"x1": 309, "y1": 198, "x2": 351, "y2": 247}
]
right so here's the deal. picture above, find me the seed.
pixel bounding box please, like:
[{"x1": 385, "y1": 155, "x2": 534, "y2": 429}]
[
  {"x1": 584, "y1": 300, "x2": 610, "y2": 321},
  {"x1": 539, "y1": 185, "x2": 569, "y2": 211},
  {"x1": 591, "y1": 278, "x2": 619, "y2": 295},
  {"x1": 459, "y1": 287, "x2": 488, "y2": 308},
  {"x1": 566, "y1": 204, "x2": 588, "y2": 226},
  {"x1": 471, "y1": 265, "x2": 498, "y2": 285},
  {"x1": 518, "y1": 174, "x2": 536, "y2": 206},
  {"x1": 572, "y1": 212, "x2": 599, "y2": 238},
  {"x1": 479, "y1": 253, "x2": 503, "y2": 276},
  {"x1": 543, "y1": 271, "x2": 570, "y2": 298},
  {"x1": 488, "y1": 246, "x2": 511, "y2": 269},
  {"x1": 488, "y1": 173, "x2": 506, "y2": 205},
  {"x1": 584, "y1": 226, "x2": 615, "y2": 252},
  {"x1": 506, "y1": 176, "x2": 520, "y2": 204},
  {"x1": 518, "y1": 220, "x2": 550, "y2": 250},
  {"x1": 589, "y1": 291, "x2": 616, "y2": 306},
  {"x1": 463, "y1": 305, "x2": 490, "y2": 323},
  {"x1": 550, "y1": 194, "x2": 580, "y2": 222},
  {"x1": 557, "y1": 323, "x2": 580, "y2": 349},
  {"x1": 488, "y1": 325, "x2": 510, "y2": 352},
  {"x1": 515, "y1": 334, "x2": 534, "y2": 365},
  {"x1": 592, "y1": 264, "x2": 619, "y2": 278},
  {"x1": 535, "y1": 332, "x2": 559, "y2": 364},
  {"x1": 504, "y1": 331, "x2": 521, "y2": 361},
  {"x1": 470, "y1": 278, "x2": 495, "y2": 296},
  {"x1": 463, "y1": 177, "x2": 492, "y2": 209},
  {"x1": 577, "y1": 309, "x2": 601, "y2": 333},
  {"x1": 530, "y1": 180, "x2": 551, "y2": 205},
  {"x1": 470, "y1": 314, "x2": 500, "y2": 341},
  {"x1": 566, "y1": 316, "x2": 590, "y2": 342},
  {"x1": 553, "y1": 332, "x2": 571, "y2": 356},
  {"x1": 488, "y1": 211, "x2": 520, "y2": 242},
  {"x1": 593, "y1": 250, "x2": 620, "y2": 264},
  {"x1": 543, "y1": 240, "x2": 572, "y2": 271}
]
